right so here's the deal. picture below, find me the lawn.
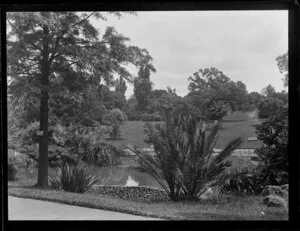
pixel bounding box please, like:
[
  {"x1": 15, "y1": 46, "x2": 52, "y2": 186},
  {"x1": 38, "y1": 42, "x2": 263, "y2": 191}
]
[{"x1": 103, "y1": 111, "x2": 264, "y2": 149}]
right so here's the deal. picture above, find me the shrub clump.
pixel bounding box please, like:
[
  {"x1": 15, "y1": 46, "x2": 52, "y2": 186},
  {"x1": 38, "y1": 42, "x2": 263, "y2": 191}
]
[
  {"x1": 49, "y1": 162, "x2": 98, "y2": 193},
  {"x1": 219, "y1": 167, "x2": 266, "y2": 196},
  {"x1": 103, "y1": 109, "x2": 127, "y2": 139},
  {"x1": 16, "y1": 122, "x2": 111, "y2": 168},
  {"x1": 80, "y1": 143, "x2": 123, "y2": 166}
]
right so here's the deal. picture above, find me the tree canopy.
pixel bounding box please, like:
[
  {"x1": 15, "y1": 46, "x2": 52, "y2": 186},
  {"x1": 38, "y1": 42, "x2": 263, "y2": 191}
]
[
  {"x1": 7, "y1": 11, "x2": 155, "y2": 187},
  {"x1": 186, "y1": 67, "x2": 248, "y2": 120},
  {"x1": 275, "y1": 52, "x2": 288, "y2": 88}
]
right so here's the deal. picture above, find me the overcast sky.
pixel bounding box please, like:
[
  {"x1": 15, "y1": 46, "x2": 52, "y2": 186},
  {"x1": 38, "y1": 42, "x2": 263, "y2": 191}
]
[{"x1": 91, "y1": 11, "x2": 288, "y2": 99}]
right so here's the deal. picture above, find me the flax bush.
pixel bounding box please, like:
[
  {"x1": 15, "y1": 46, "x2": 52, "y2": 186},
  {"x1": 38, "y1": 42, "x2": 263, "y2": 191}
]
[{"x1": 49, "y1": 162, "x2": 98, "y2": 193}]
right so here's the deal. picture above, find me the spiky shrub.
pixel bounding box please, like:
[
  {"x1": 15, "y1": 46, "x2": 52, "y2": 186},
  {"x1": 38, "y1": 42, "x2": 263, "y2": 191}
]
[
  {"x1": 135, "y1": 103, "x2": 242, "y2": 201},
  {"x1": 49, "y1": 163, "x2": 98, "y2": 193}
]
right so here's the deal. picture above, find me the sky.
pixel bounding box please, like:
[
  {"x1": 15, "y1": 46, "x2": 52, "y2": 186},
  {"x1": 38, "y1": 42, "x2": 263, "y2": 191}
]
[{"x1": 91, "y1": 11, "x2": 288, "y2": 99}]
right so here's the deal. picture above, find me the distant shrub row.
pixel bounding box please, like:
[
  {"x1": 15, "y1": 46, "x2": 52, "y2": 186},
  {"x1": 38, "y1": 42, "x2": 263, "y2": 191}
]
[{"x1": 126, "y1": 111, "x2": 162, "y2": 121}]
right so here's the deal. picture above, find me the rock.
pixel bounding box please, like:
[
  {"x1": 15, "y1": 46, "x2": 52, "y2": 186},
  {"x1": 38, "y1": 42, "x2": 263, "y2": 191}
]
[
  {"x1": 262, "y1": 185, "x2": 288, "y2": 199},
  {"x1": 263, "y1": 195, "x2": 287, "y2": 208}
]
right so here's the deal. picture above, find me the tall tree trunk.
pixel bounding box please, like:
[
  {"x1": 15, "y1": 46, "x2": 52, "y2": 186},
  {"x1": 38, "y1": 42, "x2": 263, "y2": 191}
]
[{"x1": 37, "y1": 26, "x2": 50, "y2": 187}]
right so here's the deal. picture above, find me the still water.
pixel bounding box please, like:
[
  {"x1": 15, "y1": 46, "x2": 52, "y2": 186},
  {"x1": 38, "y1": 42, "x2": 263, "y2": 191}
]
[{"x1": 88, "y1": 156, "x2": 162, "y2": 189}]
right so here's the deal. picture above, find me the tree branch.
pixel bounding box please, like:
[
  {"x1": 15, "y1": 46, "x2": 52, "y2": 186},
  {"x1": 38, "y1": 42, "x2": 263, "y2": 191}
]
[
  {"x1": 49, "y1": 30, "x2": 67, "y2": 64},
  {"x1": 30, "y1": 42, "x2": 42, "y2": 51},
  {"x1": 53, "y1": 61, "x2": 80, "y2": 71},
  {"x1": 7, "y1": 18, "x2": 15, "y2": 30},
  {"x1": 71, "y1": 12, "x2": 96, "y2": 28}
]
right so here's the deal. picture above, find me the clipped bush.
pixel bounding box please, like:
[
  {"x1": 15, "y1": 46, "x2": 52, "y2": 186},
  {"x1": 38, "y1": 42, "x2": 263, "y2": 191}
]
[{"x1": 49, "y1": 162, "x2": 98, "y2": 193}]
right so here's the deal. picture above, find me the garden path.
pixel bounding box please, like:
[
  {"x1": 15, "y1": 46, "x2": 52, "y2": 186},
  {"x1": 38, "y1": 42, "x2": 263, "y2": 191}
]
[{"x1": 8, "y1": 196, "x2": 162, "y2": 220}]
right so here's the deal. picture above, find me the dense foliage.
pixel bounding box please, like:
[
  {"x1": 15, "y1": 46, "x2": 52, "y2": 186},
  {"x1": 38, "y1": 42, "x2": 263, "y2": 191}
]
[
  {"x1": 186, "y1": 67, "x2": 248, "y2": 121},
  {"x1": 135, "y1": 104, "x2": 242, "y2": 201},
  {"x1": 11, "y1": 122, "x2": 123, "y2": 168},
  {"x1": 255, "y1": 106, "x2": 288, "y2": 185},
  {"x1": 219, "y1": 167, "x2": 265, "y2": 196},
  {"x1": 80, "y1": 142, "x2": 123, "y2": 166},
  {"x1": 8, "y1": 151, "x2": 19, "y2": 181},
  {"x1": 7, "y1": 12, "x2": 155, "y2": 186},
  {"x1": 258, "y1": 97, "x2": 286, "y2": 119}
]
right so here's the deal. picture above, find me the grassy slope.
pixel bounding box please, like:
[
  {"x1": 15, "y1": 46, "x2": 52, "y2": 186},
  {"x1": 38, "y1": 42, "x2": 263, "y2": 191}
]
[{"x1": 103, "y1": 112, "x2": 263, "y2": 149}]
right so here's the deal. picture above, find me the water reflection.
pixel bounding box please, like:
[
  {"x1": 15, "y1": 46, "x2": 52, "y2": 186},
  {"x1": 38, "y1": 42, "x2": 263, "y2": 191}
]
[
  {"x1": 88, "y1": 161, "x2": 162, "y2": 189},
  {"x1": 125, "y1": 175, "x2": 139, "y2": 187}
]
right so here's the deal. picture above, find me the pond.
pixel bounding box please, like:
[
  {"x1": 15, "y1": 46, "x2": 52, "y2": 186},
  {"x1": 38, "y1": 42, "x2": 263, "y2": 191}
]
[{"x1": 88, "y1": 156, "x2": 162, "y2": 189}]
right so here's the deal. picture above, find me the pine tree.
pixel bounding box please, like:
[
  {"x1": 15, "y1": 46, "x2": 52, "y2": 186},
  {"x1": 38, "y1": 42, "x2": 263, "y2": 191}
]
[{"x1": 133, "y1": 63, "x2": 156, "y2": 110}]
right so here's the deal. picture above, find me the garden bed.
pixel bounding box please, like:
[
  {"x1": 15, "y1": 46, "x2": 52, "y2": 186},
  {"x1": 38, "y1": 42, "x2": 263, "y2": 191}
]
[{"x1": 88, "y1": 185, "x2": 169, "y2": 202}]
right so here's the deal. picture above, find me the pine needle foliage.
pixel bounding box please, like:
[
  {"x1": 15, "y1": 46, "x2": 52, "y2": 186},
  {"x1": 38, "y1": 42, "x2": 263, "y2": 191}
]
[{"x1": 135, "y1": 104, "x2": 243, "y2": 201}]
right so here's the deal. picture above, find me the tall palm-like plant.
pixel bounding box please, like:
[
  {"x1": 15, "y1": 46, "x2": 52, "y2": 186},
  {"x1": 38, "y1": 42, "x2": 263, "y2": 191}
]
[{"x1": 135, "y1": 104, "x2": 242, "y2": 201}]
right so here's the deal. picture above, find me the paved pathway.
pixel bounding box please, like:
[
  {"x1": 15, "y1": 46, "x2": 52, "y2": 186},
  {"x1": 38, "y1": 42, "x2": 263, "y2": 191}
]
[{"x1": 8, "y1": 196, "x2": 161, "y2": 220}]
